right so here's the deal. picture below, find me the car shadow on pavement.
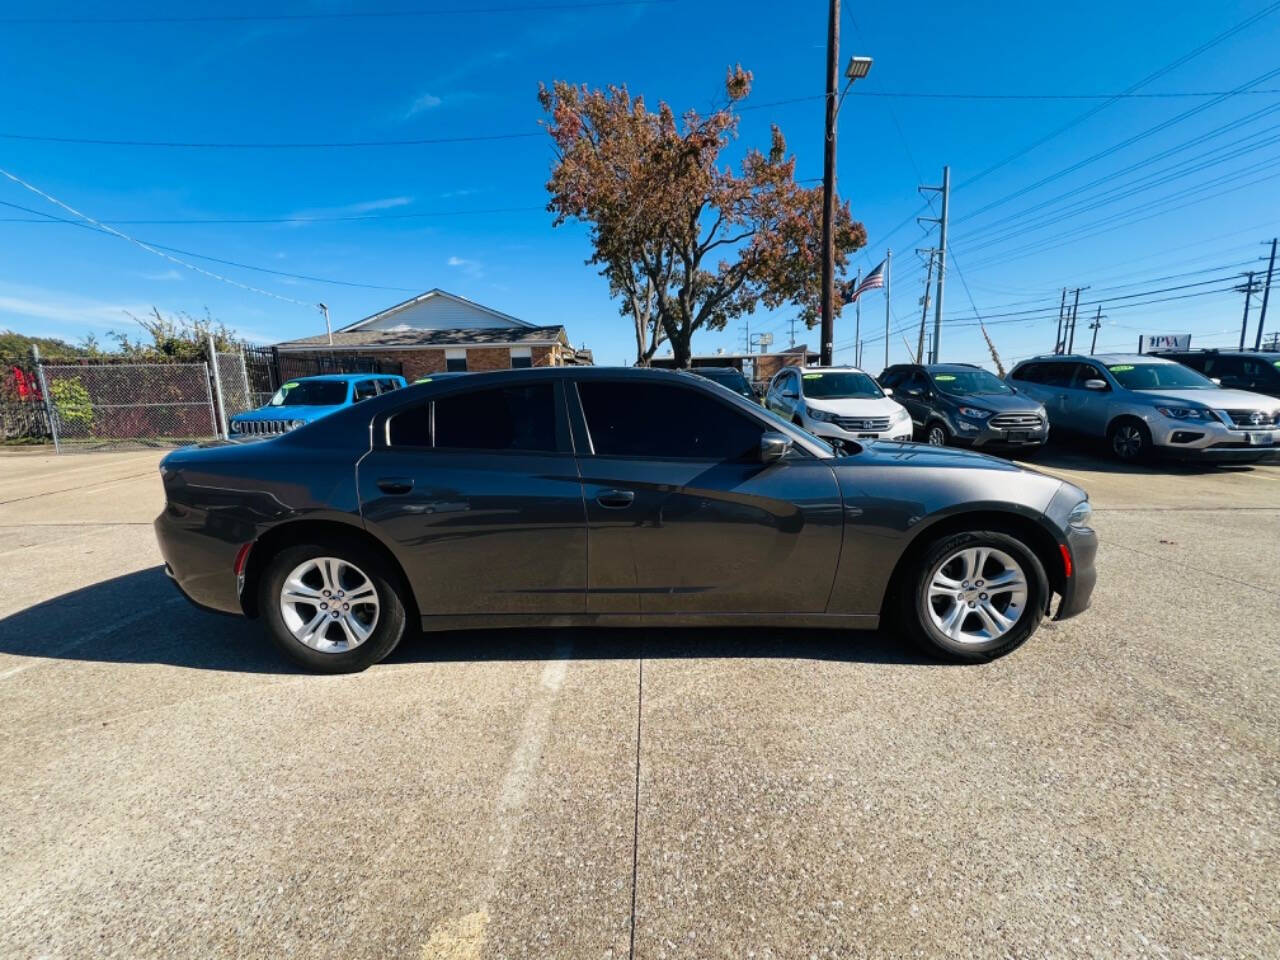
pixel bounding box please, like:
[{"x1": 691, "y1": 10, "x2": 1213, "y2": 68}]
[
  {"x1": 1011, "y1": 437, "x2": 1272, "y2": 475},
  {"x1": 0, "y1": 566, "x2": 940, "y2": 673}
]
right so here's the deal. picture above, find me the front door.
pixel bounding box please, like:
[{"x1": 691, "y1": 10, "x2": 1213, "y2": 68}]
[
  {"x1": 571, "y1": 378, "x2": 843, "y2": 615},
  {"x1": 358, "y1": 380, "x2": 587, "y2": 617}
]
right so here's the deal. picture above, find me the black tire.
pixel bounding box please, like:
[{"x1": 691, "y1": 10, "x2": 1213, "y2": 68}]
[
  {"x1": 1107, "y1": 417, "x2": 1152, "y2": 463},
  {"x1": 896, "y1": 530, "x2": 1048, "y2": 663},
  {"x1": 259, "y1": 540, "x2": 407, "y2": 673},
  {"x1": 925, "y1": 420, "x2": 950, "y2": 447}
]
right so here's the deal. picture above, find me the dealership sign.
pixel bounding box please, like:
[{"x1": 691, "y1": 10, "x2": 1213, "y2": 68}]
[{"x1": 1138, "y1": 334, "x2": 1191, "y2": 353}]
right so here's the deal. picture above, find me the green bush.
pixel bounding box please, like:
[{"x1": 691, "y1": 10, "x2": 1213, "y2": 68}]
[{"x1": 50, "y1": 378, "x2": 93, "y2": 432}]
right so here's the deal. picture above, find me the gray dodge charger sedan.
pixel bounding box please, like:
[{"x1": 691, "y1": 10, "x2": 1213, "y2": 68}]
[{"x1": 154, "y1": 367, "x2": 1097, "y2": 673}]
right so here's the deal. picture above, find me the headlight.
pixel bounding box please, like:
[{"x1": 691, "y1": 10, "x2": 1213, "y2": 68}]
[
  {"x1": 958, "y1": 406, "x2": 993, "y2": 420},
  {"x1": 805, "y1": 406, "x2": 837, "y2": 422},
  {"x1": 1155, "y1": 406, "x2": 1214, "y2": 421},
  {"x1": 890, "y1": 407, "x2": 910, "y2": 423},
  {"x1": 289, "y1": 419, "x2": 307, "y2": 430},
  {"x1": 229, "y1": 420, "x2": 242, "y2": 433},
  {"x1": 1067, "y1": 500, "x2": 1093, "y2": 529}
]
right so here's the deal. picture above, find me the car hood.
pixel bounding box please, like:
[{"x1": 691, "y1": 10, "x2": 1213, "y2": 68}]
[
  {"x1": 938, "y1": 391, "x2": 1044, "y2": 414},
  {"x1": 849, "y1": 439, "x2": 1027, "y2": 472},
  {"x1": 1130, "y1": 387, "x2": 1280, "y2": 412},
  {"x1": 230, "y1": 405, "x2": 343, "y2": 422},
  {"x1": 804, "y1": 396, "x2": 905, "y2": 417}
]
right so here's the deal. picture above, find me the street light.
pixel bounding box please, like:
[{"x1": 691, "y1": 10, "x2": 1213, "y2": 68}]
[
  {"x1": 819, "y1": 33, "x2": 873, "y2": 366},
  {"x1": 845, "y1": 56, "x2": 873, "y2": 81}
]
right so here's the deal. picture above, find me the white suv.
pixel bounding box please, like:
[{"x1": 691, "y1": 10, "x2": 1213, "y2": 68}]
[{"x1": 765, "y1": 366, "x2": 912, "y2": 443}]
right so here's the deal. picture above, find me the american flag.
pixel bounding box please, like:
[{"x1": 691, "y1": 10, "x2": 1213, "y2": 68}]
[{"x1": 843, "y1": 259, "x2": 887, "y2": 303}]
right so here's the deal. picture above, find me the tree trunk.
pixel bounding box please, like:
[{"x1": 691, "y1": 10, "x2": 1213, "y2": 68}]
[{"x1": 670, "y1": 332, "x2": 693, "y2": 368}]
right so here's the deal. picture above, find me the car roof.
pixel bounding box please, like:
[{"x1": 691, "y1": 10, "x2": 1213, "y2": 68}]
[
  {"x1": 290, "y1": 373, "x2": 389, "y2": 382},
  {"x1": 1014, "y1": 353, "x2": 1173, "y2": 365},
  {"x1": 690, "y1": 366, "x2": 746, "y2": 374},
  {"x1": 923, "y1": 363, "x2": 984, "y2": 372},
  {"x1": 793, "y1": 365, "x2": 867, "y2": 374}
]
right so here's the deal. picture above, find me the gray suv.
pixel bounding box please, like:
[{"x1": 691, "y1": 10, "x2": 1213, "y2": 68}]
[
  {"x1": 1007, "y1": 353, "x2": 1280, "y2": 462},
  {"x1": 880, "y1": 363, "x2": 1049, "y2": 451}
]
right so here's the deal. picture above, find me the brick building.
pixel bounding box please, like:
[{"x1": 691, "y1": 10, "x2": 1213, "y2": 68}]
[
  {"x1": 275, "y1": 289, "x2": 588, "y2": 381},
  {"x1": 651, "y1": 344, "x2": 817, "y2": 389}
]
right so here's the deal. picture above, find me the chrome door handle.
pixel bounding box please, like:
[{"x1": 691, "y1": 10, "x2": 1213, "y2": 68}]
[{"x1": 595, "y1": 489, "x2": 635, "y2": 509}]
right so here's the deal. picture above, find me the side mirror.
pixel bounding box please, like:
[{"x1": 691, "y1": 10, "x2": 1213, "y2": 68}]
[
  {"x1": 781, "y1": 389, "x2": 798, "y2": 400},
  {"x1": 760, "y1": 431, "x2": 793, "y2": 463},
  {"x1": 1084, "y1": 379, "x2": 1108, "y2": 391},
  {"x1": 883, "y1": 386, "x2": 894, "y2": 396},
  {"x1": 903, "y1": 386, "x2": 922, "y2": 397},
  {"x1": 1211, "y1": 377, "x2": 1223, "y2": 386}
]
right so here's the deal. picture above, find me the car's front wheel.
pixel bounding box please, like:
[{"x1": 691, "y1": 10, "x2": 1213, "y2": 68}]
[
  {"x1": 898, "y1": 530, "x2": 1048, "y2": 662},
  {"x1": 1107, "y1": 417, "x2": 1151, "y2": 462},
  {"x1": 925, "y1": 421, "x2": 950, "y2": 447},
  {"x1": 260, "y1": 541, "x2": 407, "y2": 673}
]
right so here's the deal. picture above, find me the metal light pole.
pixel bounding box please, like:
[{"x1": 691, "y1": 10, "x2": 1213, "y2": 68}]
[
  {"x1": 1255, "y1": 238, "x2": 1276, "y2": 350},
  {"x1": 318, "y1": 303, "x2": 333, "y2": 346},
  {"x1": 818, "y1": 5, "x2": 872, "y2": 367}
]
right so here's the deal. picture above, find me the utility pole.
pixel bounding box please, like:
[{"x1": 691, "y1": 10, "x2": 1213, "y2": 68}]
[
  {"x1": 915, "y1": 249, "x2": 935, "y2": 366},
  {"x1": 1255, "y1": 237, "x2": 1277, "y2": 350},
  {"x1": 1066, "y1": 287, "x2": 1084, "y2": 354},
  {"x1": 740, "y1": 320, "x2": 751, "y2": 354},
  {"x1": 1236, "y1": 272, "x2": 1263, "y2": 349},
  {"x1": 1088, "y1": 305, "x2": 1103, "y2": 355},
  {"x1": 917, "y1": 166, "x2": 950, "y2": 363},
  {"x1": 819, "y1": 0, "x2": 840, "y2": 367},
  {"x1": 883, "y1": 247, "x2": 892, "y2": 371},
  {"x1": 788, "y1": 316, "x2": 798, "y2": 348},
  {"x1": 1054, "y1": 288, "x2": 1066, "y2": 353}
]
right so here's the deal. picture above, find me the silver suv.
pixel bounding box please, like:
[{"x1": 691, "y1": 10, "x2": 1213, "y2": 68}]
[{"x1": 1007, "y1": 353, "x2": 1280, "y2": 463}]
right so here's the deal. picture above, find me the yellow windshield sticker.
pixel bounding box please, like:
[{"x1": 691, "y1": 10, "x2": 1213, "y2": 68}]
[
  {"x1": 934, "y1": 374, "x2": 956, "y2": 381},
  {"x1": 415, "y1": 377, "x2": 433, "y2": 383},
  {"x1": 1108, "y1": 365, "x2": 1134, "y2": 372},
  {"x1": 1273, "y1": 360, "x2": 1280, "y2": 368},
  {"x1": 803, "y1": 373, "x2": 823, "y2": 379},
  {"x1": 282, "y1": 381, "x2": 299, "y2": 389}
]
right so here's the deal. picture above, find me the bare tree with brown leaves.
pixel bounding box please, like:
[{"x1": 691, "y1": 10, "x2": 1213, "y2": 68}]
[{"x1": 539, "y1": 67, "x2": 866, "y2": 367}]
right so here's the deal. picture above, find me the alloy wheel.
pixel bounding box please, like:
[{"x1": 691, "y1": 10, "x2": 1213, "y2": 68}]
[
  {"x1": 279, "y1": 557, "x2": 380, "y2": 653},
  {"x1": 925, "y1": 546, "x2": 1028, "y2": 644},
  {"x1": 927, "y1": 425, "x2": 947, "y2": 446},
  {"x1": 1112, "y1": 424, "x2": 1144, "y2": 460}
]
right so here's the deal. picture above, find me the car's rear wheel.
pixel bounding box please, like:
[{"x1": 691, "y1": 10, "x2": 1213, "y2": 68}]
[
  {"x1": 925, "y1": 420, "x2": 950, "y2": 447},
  {"x1": 260, "y1": 541, "x2": 406, "y2": 673},
  {"x1": 898, "y1": 530, "x2": 1048, "y2": 662},
  {"x1": 1107, "y1": 417, "x2": 1151, "y2": 462}
]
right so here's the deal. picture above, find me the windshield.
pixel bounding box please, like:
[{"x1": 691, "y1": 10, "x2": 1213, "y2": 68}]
[
  {"x1": 930, "y1": 369, "x2": 1012, "y2": 396},
  {"x1": 1107, "y1": 362, "x2": 1217, "y2": 391},
  {"x1": 270, "y1": 380, "x2": 348, "y2": 406},
  {"x1": 696, "y1": 369, "x2": 752, "y2": 393},
  {"x1": 800, "y1": 371, "x2": 883, "y2": 400}
]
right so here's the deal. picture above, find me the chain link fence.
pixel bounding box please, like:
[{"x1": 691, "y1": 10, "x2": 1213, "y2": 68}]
[
  {"x1": 41, "y1": 362, "x2": 218, "y2": 450},
  {"x1": 5, "y1": 345, "x2": 404, "y2": 452}
]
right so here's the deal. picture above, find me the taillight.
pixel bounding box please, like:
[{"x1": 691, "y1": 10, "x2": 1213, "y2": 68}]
[
  {"x1": 1058, "y1": 543, "x2": 1073, "y2": 579},
  {"x1": 233, "y1": 542, "x2": 253, "y2": 577}
]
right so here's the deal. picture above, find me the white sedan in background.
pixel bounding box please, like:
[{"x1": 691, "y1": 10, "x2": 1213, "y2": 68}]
[{"x1": 764, "y1": 366, "x2": 913, "y2": 444}]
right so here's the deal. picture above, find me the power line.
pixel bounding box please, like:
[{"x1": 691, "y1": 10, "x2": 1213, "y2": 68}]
[
  {"x1": 0, "y1": 199, "x2": 546, "y2": 225},
  {"x1": 0, "y1": 1, "x2": 676, "y2": 25},
  {"x1": 0, "y1": 186, "x2": 402, "y2": 297},
  {"x1": 0, "y1": 130, "x2": 543, "y2": 149}
]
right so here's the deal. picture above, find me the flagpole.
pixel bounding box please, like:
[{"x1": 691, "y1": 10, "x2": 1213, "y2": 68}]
[
  {"x1": 853, "y1": 268, "x2": 861, "y2": 368},
  {"x1": 883, "y1": 248, "x2": 892, "y2": 371}
]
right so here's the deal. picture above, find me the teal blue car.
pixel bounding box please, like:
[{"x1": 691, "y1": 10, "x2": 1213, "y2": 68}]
[{"x1": 229, "y1": 373, "x2": 406, "y2": 437}]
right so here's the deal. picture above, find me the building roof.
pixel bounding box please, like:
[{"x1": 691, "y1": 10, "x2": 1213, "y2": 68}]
[
  {"x1": 339, "y1": 288, "x2": 533, "y2": 331},
  {"x1": 276, "y1": 325, "x2": 568, "y2": 351}
]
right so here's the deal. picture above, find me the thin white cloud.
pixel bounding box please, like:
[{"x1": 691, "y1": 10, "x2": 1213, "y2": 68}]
[
  {"x1": 447, "y1": 255, "x2": 483, "y2": 278},
  {"x1": 139, "y1": 268, "x2": 182, "y2": 281},
  {"x1": 406, "y1": 92, "x2": 443, "y2": 116},
  {"x1": 0, "y1": 287, "x2": 149, "y2": 331},
  {"x1": 282, "y1": 195, "x2": 414, "y2": 227}
]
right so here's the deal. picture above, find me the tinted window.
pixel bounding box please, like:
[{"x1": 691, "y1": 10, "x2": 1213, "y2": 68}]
[
  {"x1": 388, "y1": 385, "x2": 557, "y2": 451},
  {"x1": 695, "y1": 368, "x2": 753, "y2": 395},
  {"x1": 435, "y1": 384, "x2": 556, "y2": 451},
  {"x1": 1069, "y1": 364, "x2": 1108, "y2": 388},
  {"x1": 579, "y1": 381, "x2": 763, "y2": 461},
  {"x1": 353, "y1": 379, "x2": 378, "y2": 401},
  {"x1": 270, "y1": 380, "x2": 347, "y2": 406},
  {"x1": 1037, "y1": 363, "x2": 1077, "y2": 388},
  {"x1": 1011, "y1": 363, "x2": 1042, "y2": 383},
  {"x1": 510, "y1": 354, "x2": 533, "y2": 369},
  {"x1": 879, "y1": 368, "x2": 908, "y2": 390},
  {"x1": 1175, "y1": 353, "x2": 1209, "y2": 372},
  {"x1": 930, "y1": 369, "x2": 1013, "y2": 396},
  {"x1": 377, "y1": 378, "x2": 399, "y2": 393},
  {"x1": 446, "y1": 356, "x2": 467, "y2": 372}
]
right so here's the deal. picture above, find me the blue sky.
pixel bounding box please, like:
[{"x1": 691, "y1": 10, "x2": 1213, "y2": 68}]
[{"x1": 1, "y1": 0, "x2": 1278, "y2": 369}]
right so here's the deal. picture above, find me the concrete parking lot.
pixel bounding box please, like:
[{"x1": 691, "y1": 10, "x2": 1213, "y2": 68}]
[{"x1": 1, "y1": 445, "x2": 1277, "y2": 958}]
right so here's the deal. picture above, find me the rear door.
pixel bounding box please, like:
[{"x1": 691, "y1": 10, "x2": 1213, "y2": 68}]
[
  {"x1": 570, "y1": 378, "x2": 843, "y2": 615},
  {"x1": 358, "y1": 379, "x2": 587, "y2": 617}
]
